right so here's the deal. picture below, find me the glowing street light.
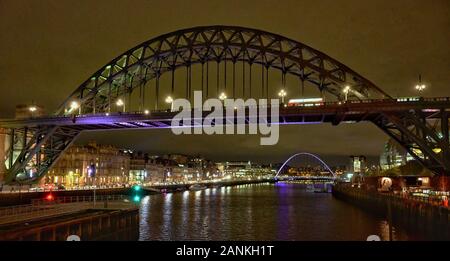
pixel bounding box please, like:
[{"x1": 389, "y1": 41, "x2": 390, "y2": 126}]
[
  {"x1": 69, "y1": 101, "x2": 81, "y2": 114},
  {"x1": 144, "y1": 109, "x2": 150, "y2": 115},
  {"x1": 70, "y1": 101, "x2": 79, "y2": 110},
  {"x1": 278, "y1": 89, "x2": 287, "y2": 103},
  {"x1": 165, "y1": 96, "x2": 174, "y2": 111},
  {"x1": 415, "y1": 75, "x2": 426, "y2": 93},
  {"x1": 116, "y1": 98, "x2": 125, "y2": 112},
  {"x1": 415, "y1": 84, "x2": 426, "y2": 92},
  {"x1": 343, "y1": 85, "x2": 351, "y2": 101},
  {"x1": 29, "y1": 105, "x2": 37, "y2": 117},
  {"x1": 219, "y1": 92, "x2": 227, "y2": 101}
]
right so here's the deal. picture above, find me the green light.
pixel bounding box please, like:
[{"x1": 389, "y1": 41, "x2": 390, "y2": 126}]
[
  {"x1": 133, "y1": 185, "x2": 141, "y2": 192},
  {"x1": 133, "y1": 195, "x2": 141, "y2": 202}
]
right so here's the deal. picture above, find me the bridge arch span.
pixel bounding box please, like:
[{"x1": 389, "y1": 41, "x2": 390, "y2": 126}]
[
  {"x1": 57, "y1": 25, "x2": 390, "y2": 115},
  {"x1": 275, "y1": 152, "x2": 336, "y2": 178}
]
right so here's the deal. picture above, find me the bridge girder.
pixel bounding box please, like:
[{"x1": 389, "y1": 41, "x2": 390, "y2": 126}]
[
  {"x1": 0, "y1": 26, "x2": 449, "y2": 184},
  {"x1": 3, "y1": 126, "x2": 79, "y2": 184},
  {"x1": 2, "y1": 101, "x2": 450, "y2": 183},
  {"x1": 56, "y1": 25, "x2": 390, "y2": 115},
  {"x1": 372, "y1": 108, "x2": 450, "y2": 175}
]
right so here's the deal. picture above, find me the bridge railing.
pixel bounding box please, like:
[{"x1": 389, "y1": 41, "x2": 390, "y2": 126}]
[
  {"x1": 4, "y1": 97, "x2": 450, "y2": 121},
  {"x1": 0, "y1": 195, "x2": 131, "y2": 221},
  {"x1": 336, "y1": 183, "x2": 449, "y2": 208}
]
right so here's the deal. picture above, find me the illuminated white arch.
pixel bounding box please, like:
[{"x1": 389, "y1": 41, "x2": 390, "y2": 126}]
[{"x1": 275, "y1": 152, "x2": 336, "y2": 178}]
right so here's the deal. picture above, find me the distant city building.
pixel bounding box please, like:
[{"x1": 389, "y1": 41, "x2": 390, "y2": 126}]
[
  {"x1": 46, "y1": 142, "x2": 130, "y2": 187},
  {"x1": 23, "y1": 140, "x2": 276, "y2": 188},
  {"x1": 379, "y1": 139, "x2": 414, "y2": 170},
  {"x1": 217, "y1": 161, "x2": 275, "y2": 178},
  {"x1": 349, "y1": 155, "x2": 367, "y2": 175},
  {"x1": 286, "y1": 165, "x2": 336, "y2": 176}
]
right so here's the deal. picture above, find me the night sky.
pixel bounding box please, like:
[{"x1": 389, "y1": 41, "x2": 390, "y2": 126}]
[{"x1": 0, "y1": 0, "x2": 449, "y2": 165}]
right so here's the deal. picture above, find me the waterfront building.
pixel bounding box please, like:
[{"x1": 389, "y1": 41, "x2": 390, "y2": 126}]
[
  {"x1": 349, "y1": 155, "x2": 367, "y2": 175},
  {"x1": 128, "y1": 153, "x2": 220, "y2": 184},
  {"x1": 286, "y1": 165, "x2": 339, "y2": 177},
  {"x1": 217, "y1": 161, "x2": 275, "y2": 178},
  {"x1": 46, "y1": 142, "x2": 130, "y2": 187}
]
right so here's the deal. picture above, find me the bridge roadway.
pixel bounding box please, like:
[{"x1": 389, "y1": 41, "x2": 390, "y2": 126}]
[{"x1": 1, "y1": 98, "x2": 449, "y2": 130}]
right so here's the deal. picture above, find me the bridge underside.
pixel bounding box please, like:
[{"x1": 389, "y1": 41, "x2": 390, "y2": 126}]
[{"x1": 1, "y1": 100, "x2": 450, "y2": 184}]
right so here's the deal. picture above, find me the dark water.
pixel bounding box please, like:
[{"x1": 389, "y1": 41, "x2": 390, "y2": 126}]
[{"x1": 138, "y1": 182, "x2": 423, "y2": 241}]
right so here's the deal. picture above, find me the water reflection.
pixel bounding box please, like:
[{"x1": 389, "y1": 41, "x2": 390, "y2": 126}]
[{"x1": 139, "y1": 182, "x2": 421, "y2": 241}]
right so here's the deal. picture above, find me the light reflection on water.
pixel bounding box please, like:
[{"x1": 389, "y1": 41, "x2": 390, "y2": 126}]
[{"x1": 138, "y1": 182, "x2": 421, "y2": 241}]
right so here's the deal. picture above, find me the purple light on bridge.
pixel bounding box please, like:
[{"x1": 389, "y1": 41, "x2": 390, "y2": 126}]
[
  {"x1": 118, "y1": 122, "x2": 136, "y2": 127},
  {"x1": 132, "y1": 122, "x2": 152, "y2": 127}
]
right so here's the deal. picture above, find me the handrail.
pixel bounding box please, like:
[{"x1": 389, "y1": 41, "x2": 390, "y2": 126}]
[
  {"x1": 335, "y1": 183, "x2": 449, "y2": 208},
  {"x1": 0, "y1": 195, "x2": 130, "y2": 219},
  {"x1": 1, "y1": 97, "x2": 449, "y2": 122}
]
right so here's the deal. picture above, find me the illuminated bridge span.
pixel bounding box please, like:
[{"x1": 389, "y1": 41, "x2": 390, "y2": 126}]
[
  {"x1": 275, "y1": 152, "x2": 336, "y2": 178},
  {"x1": 0, "y1": 25, "x2": 449, "y2": 183}
]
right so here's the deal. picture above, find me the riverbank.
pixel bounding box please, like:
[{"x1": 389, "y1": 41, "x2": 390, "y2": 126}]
[
  {"x1": 0, "y1": 196, "x2": 139, "y2": 241},
  {"x1": 143, "y1": 178, "x2": 276, "y2": 194},
  {"x1": 0, "y1": 178, "x2": 276, "y2": 207},
  {"x1": 332, "y1": 183, "x2": 450, "y2": 240},
  {"x1": 0, "y1": 188, "x2": 129, "y2": 207}
]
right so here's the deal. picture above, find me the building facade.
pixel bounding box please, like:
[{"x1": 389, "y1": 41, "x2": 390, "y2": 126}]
[{"x1": 45, "y1": 142, "x2": 130, "y2": 187}]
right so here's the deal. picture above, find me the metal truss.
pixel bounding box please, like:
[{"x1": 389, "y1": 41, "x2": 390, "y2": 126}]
[
  {"x1": 1, "y1": 26, "x2": 449, "y2": 183},
  {"x1": 372, "y1": 108, "x2": 450, "y2": 175},
  {"x1": 4, "y1": 126, "x2": 80, "y2": 184},
  {"x1": 56, "y1": 25, "x2": 390, "y2": 115}
]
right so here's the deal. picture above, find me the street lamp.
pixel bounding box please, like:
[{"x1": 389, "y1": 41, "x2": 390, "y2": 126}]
[
  {"x1": 116, "y1": 98, "x2": 125, "y2": 112},
  {"x1": 29, "y1": 105, "x2": 37, "y2": 117},
  {"x1": 415, "y1": 75, "x2": 426, "y2": 93},
  {"x1": 278, "y1": 89, "x2": 287, "y2": 104},
  {"x1": 70, "y1": 101, "x2": 80, "y2": 114},
  {"x1": 343, "y1": 85, "x2": 351, "y2": 101},
  {"x1": 219, "y1": 92, "x2": 227, "y2": 101},
  {"x1": 144, "y1": 109, "x2": 150, "y2": 115},
  {"x1": 165, "y1": 96, "x2": 173, "y2": 111}
]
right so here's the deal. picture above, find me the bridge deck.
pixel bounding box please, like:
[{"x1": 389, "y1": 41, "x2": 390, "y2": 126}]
[{"x1": 0, "y1": 98, "x2": 449, "y2": 130}]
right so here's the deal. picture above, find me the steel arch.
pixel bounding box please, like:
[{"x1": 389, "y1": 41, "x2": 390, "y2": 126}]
[
  {"x1": 57, "y1": 25, "x2": 390, "y2": 115},
  {"x1": 275, "y1": 152, "x2": 336, "y2": 178}
]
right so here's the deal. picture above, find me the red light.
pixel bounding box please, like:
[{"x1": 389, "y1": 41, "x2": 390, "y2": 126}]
[{"x1": 46, "y1": 194, "x2": 54, "y2": 201}]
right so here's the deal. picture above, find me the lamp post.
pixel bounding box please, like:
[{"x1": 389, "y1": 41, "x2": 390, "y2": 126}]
[
  {"x1": 165, "y1": 96, "x2": 174, "y2": 111},
  {"x1": 343, "y1": 85, "x2": 351, "y2": 102},
  {"x1": 278, "y1": 89, "x2": 287, "y2": 104},
  {"x1": 28, "y1": 105, "x2": 37, "y2": 117},
  {"x1": 219, "y1": 92, "x2": 227, "y2": 101},
  {"x1": 70, "y1": 101, "x2": 80, "y2": 114},
  {"x1": 116, "y1": 98, "x2": 125, "y2": 112},
  {"x1": 87, "y1": 164, "x2": 96, "y2": 207},
  {"x1": 415, "y1": 74, "x2": 426, "y2": 93}
]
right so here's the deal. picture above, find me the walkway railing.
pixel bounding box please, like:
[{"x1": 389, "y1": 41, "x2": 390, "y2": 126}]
[
  {"x1": 337, "y1": 183, "x2": 449, "y2": 208},
  {"x1": 0, "y1": 195, "x2": 134, "y2": 225}
]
